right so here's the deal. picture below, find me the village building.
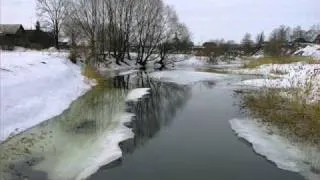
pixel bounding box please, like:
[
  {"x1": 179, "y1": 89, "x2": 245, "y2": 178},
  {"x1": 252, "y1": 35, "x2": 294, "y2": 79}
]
[
  {"x1": 0, "y1": 24, "x2": 26, "y2": 48},
  {"x1": 0, "y1": 24, "x2": 55, "y2": 49}
]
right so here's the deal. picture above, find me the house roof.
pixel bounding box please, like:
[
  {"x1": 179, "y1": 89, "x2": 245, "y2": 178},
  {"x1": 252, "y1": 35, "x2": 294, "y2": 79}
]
[{"x1": 0, "y1": 24, "x2": 24, "y2": 35}]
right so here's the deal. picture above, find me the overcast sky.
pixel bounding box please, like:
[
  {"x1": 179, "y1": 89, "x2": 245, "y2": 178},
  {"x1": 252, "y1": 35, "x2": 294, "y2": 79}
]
[{"x1": 1, "y1": 0, "x2": 319, "y2": 44}]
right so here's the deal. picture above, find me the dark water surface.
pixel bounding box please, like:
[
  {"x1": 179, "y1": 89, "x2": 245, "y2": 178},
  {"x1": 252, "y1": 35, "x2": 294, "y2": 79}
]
[
  {"x1": 90, "y1": 72, "x2": 305, "y2": 180},
  {"x1": 0, "y1": 70, "x2": 305, "y2": 180}
]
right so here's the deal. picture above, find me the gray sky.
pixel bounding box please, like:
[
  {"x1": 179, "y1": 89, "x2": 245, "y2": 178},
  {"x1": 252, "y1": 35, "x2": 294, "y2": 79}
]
[{"x1": 1, "y1": 0, "x2": 319, "y2": 44}]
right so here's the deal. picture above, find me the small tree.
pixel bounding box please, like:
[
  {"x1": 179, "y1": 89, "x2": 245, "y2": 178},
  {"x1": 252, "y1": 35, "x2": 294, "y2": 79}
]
[
  {"x1": 255, "y1": 32, "x2": 264, "y2": 51},
  {"x1": 35, "y1": 21, "x2": 41, "y2": 31},
  {"x1": 241, "y1": 33, "x2": 254, "y2": 55}
]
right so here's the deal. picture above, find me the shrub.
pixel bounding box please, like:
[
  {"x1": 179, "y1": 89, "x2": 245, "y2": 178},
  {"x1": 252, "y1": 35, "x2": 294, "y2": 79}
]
[{"x1": 238, "y1": 89, "x2": 320, "y2": 144}]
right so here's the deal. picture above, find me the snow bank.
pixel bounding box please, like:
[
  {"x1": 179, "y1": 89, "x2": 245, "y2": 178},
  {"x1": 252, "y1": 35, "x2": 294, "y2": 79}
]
[
  {"x1": 238, "y1": 63, "x2": 320, "y2": 103},
  {"x1": 0, "y1": 51, "x2": 94, "y2": 141},
  {"x1": 32, "y1": 112, "x2": 135, "y2": 180},
  {"x1": 212, "y1": 57, "x2": 245, "y2": 69},
  {"x1": 126, "y1": 88, "x2": 150, "y2": 102},
  {"x1": 230, "y1": 118, "x2": 320, "y2": 180},
  {"x1": 174, "y1": 56, "x2": 208, "y2": 67},
  {"x1": 73, "y1": 112, "x2": 135, "y2": 180},
  {"x1": 31, "y1": 88, "x2": 150, "y2": 180},
  {"x1": 149, "y1": 70, "x2": 229, "y2": 85},
  {"x1": 295, "y1": 45, "x2": 320, "y2": 60},
  {"x1": 118, "y1": 69, "x2": 139, "y2": 76}
]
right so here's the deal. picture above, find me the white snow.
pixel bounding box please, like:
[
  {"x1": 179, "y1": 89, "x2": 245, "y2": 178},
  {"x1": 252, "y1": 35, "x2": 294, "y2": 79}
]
[
  {"x1": 294, "y1": 44, "x2": 320, "y2": 60},
  {"x1": 174, "y1": 56, "x2": 208, "y2": 67},
  {"x1": 235, "y1": 63, "x2": 320, "y2": 103},
  {"x1": 0, "y1": 51, "x2": 94, "y2": 142},
  {"x1": 118, "y1": 69, "x2": 139, "y2": 76},
  {"x1": 69, "y1": 112, "x2": 135, "y2": 180},
  {"x1": 149, "y1": 70, "x2": 230, "y2": 85},
  {"x1": 32, "y1": 88, "x2": 150, "y2": 180},
  {"x1": 126, "y1": 88, "x2": 150, "y2": 102},
  {"x1": 230, "y1": 118, "x2": 320, "y2": 180}
]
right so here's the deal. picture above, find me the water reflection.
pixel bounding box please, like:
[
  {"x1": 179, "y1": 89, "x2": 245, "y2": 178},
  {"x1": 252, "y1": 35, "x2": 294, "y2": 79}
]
[
  {"x1": 0, "y1": 71, "x2": 192, "y2": 180},
  {"x1": 0, "y1": 79, "x2": 128, "y2": 180},
  {"x1": 91, "y1": 73, "x2": 192, "y2": 175}
]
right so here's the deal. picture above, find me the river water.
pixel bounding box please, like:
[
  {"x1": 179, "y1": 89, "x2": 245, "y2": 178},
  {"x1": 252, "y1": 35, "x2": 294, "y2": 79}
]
[{"x1": 0, "y1": 69, "x2": 305, "y2": 180}]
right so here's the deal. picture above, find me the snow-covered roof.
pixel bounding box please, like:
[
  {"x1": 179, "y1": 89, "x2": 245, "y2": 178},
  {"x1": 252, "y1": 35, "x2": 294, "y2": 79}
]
[{"x1": 0, "y1": 24, "x2": 24, "y2": 34}]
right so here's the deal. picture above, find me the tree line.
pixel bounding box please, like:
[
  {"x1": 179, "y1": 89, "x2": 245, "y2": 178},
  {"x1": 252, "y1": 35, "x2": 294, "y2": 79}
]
[
  {"x1": 199, "y1": 24, "x2": 319, "y2": 59},
  {"x1": 241, "y1": 24, "x2": 320, "y2": 56},
  {"x1": 37, "y1": 0, "x2": 193, "y2": 68}
]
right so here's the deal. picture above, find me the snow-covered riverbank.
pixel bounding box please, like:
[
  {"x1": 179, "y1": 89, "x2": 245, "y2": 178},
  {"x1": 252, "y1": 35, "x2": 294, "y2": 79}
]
[
  {"x1": 230, "y1": 118, "x2": 320, "y2": 180},
  {"x1": 228, "y1": 45, "x2": 320, "y2": 180},
  {"x1": 0, "y1": 51, "x2": 95, "y2": 142},
  {"x1": 235, "y1": 62, "x2": 320, "y2": 103}
]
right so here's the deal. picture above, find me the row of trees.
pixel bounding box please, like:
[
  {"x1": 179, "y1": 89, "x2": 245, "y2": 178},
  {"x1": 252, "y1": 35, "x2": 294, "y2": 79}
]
[
  {"x1": 240, "y1": 24, "x2": 320, "y2": 56},
  {"x1": 37, "y1": 0, "x2": 192, "y2": 68},
  {"x1": 200, "y1": 24, "x2": 319, "y2": 60}
]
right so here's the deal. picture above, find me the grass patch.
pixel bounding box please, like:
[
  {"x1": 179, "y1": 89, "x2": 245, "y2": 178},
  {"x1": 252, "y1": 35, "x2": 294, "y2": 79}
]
[
  {"x1": 244, "y1": 56, "x2": 315, "y2": 68},
  {"x1": 239, "y1": 89, "x2": 320, "y2": 144}
]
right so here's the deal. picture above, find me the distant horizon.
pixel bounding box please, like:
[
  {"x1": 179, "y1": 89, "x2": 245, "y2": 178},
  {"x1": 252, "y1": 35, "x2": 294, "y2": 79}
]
[{"x1": 2, "y1": 0, "x2": 320, "y2": 44}]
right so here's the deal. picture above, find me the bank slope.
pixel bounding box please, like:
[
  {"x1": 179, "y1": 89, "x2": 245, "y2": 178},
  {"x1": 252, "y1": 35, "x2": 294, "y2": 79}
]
[{"x1": 0, "y1": 51, "x2": 94, "y2": 141}]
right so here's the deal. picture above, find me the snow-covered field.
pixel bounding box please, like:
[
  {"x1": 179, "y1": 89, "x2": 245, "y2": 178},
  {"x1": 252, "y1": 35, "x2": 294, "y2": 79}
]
[
  {"x1": 230, "y1": 118, "x2": 320, "y2": 180},
  {"x1": 0, "y1": 50, "x2": 95, "y2": 142},
  {"x1": 236, "y1": 63, "x2": 320, "y2": 103},
  {"x1": 232, "y1": 45, "x2": 320, "y2": 103}
]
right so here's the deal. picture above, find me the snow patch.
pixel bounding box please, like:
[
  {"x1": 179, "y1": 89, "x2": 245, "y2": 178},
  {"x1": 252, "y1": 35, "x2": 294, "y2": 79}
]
[
  {"x1": 126, "y1": 88, "x2": 150, "y2": 102},
  {"x1": 0, "y1": 51, "x2": 94, "y2": 142},
  {"x1": 295, "y1": 44, "x2": 320, "y2": 60},
  {"x1": 118, "y1": 69, "x2": 139, "y2": 76},
  {"x1": 230, "y1": 118, "x2": 320, "y2": 180},
  {"x1": 33, "y1": 88, "x2": 150, "y2": 180},
  {"x1": 236, "y1": 63, "x2": 320, "y2": 103},
  {"x1": 74, "y1": 112, "x2": 135, "y2": 180},
  {"x1": 149, "y1": 70, "x2": 229, "y2": 85},
  {"x1": 174, "y1": 56, "x2": 208, "y2": 67}
]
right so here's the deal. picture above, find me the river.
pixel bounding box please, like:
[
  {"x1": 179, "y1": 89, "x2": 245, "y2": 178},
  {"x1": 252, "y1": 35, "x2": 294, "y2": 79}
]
[{"x1": 0, "y1": 69, "x2": 306, "y2": 180}]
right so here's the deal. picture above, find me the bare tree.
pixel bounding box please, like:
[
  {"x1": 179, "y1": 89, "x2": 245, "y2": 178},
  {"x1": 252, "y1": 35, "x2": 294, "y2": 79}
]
[
  {"x1": 255, "y1": 32, "x2": 264, "y2": 51},
  {"x1": 37, "y1": 0, "x2": 70, "y2": 49},
  {"x1": 65, "y1": 0, "x2": 190, "y2": 68}
]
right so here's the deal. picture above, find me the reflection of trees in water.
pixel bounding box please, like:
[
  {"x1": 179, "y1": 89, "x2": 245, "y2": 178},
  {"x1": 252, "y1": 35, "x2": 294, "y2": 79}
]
[
  {"x1": 129, "y1": 82, "x2": 190, "y2": 151},
  {"x1": 1, "y1": 71, "x2": 191, "y2": 179},
  {"x1": 112, "y1": 71, "x2": 191, "y2": 155}
]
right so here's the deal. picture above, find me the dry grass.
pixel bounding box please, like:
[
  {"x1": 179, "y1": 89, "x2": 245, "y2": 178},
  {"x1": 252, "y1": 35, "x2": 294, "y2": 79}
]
[
  {"x1": 244, "y1": 56, "x2": 316, "y2": 69},
  {"x1": 239, "y1": 89, "x2": 320, "y2": 144}
]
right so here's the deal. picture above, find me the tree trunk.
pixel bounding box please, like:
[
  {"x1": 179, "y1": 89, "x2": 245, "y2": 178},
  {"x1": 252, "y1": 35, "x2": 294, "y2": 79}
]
[{"x1": 54, "y1": 21, "x2": 59, "y2": 49}]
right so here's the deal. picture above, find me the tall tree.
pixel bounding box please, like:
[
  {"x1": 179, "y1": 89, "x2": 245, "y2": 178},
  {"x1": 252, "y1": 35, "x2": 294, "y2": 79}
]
[{"x1": 37, "y1": 0, "x2": 70, "y2": 49}]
